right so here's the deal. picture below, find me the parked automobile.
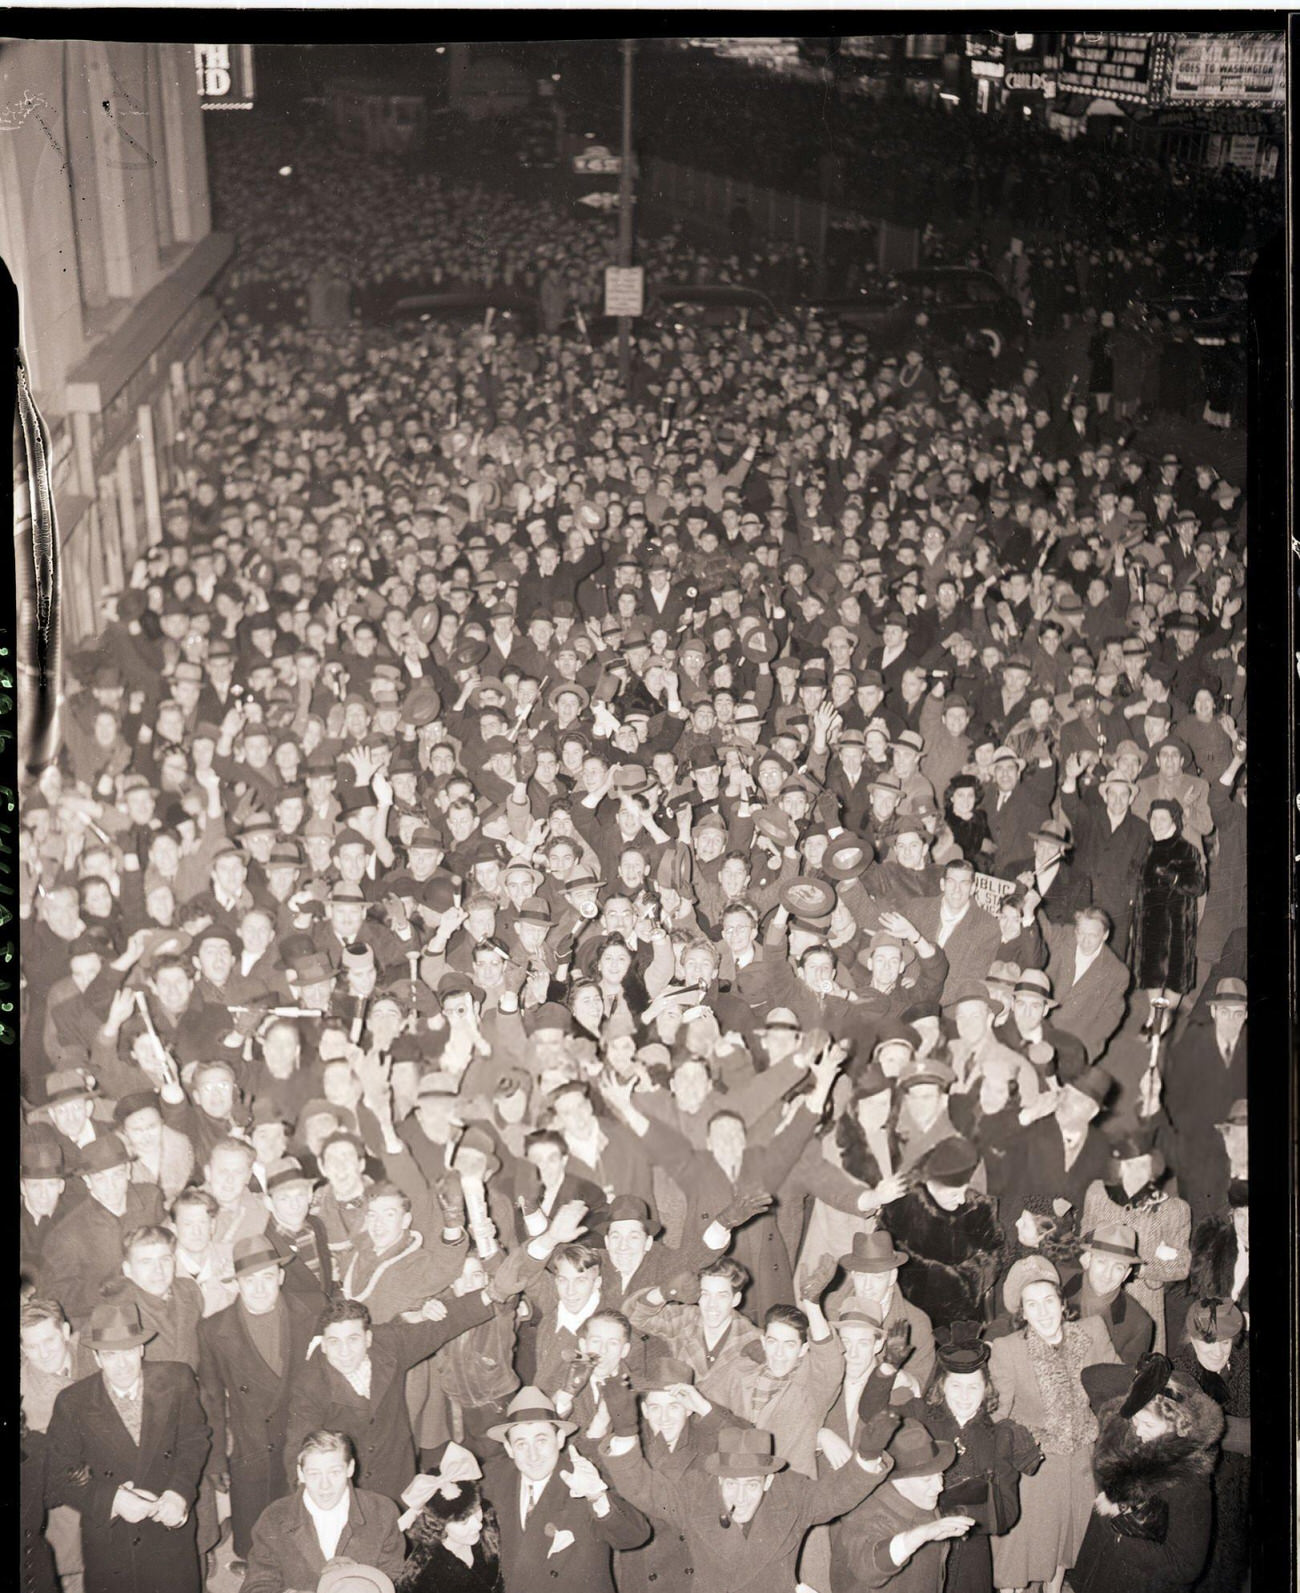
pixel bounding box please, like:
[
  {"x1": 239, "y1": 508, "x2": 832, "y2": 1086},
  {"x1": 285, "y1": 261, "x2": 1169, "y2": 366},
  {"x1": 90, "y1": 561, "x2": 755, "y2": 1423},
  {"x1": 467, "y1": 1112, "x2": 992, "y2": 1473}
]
[
  {"x1": 1134, "y1": 292, "x2": 1246, "y2": 348},
  {"x1": 383, "y1": 288, "x2": 540, "y2": 332},
  {"x1": 645, "y1": 284, "x2": 783, "y2": 333},
  {"x1": 800, "y1": 267, "x2": 1027, "y2": 360}
]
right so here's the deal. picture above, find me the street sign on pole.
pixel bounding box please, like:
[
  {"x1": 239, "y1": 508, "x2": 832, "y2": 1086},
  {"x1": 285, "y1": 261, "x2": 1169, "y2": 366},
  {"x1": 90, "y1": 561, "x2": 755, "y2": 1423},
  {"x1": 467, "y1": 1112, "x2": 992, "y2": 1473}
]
[
  {"x1": 577, "y1": 191, "x2": 622, "y2": 212},
  {"x1": 604, "y1": 266, "x2": 644, "y2": 318},
  {"x1": 573, "y1": 144, "x2": 623, "y2": 174}
]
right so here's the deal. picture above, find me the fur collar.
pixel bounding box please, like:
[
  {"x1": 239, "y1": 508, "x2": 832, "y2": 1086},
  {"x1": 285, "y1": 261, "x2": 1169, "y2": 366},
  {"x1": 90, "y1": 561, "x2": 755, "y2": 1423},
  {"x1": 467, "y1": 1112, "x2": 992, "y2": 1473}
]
[{"x1": 1092, "y1": 1383, "x2": 1224, "y2": 1503}]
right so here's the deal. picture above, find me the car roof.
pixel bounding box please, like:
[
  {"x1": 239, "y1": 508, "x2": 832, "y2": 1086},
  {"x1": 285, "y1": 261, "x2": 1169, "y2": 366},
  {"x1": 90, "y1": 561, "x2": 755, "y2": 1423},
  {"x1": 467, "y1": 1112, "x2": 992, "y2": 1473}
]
[
  {"x1": 390, "y1": 290, "x2": 536, "y2": 315},
  {"x1": 894, "y1": 267, "x2": 1002, "y2": 284},
  {"x1": 651, "y1": 285, "x2": 779, "y2": 309}
]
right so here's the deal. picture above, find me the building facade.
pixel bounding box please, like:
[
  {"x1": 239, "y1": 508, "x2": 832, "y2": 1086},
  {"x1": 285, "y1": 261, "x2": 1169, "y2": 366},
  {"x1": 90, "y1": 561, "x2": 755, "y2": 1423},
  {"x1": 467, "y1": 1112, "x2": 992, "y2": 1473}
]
[{"x1": 3, "y1": 40, "x2": 233, "y2": 650}]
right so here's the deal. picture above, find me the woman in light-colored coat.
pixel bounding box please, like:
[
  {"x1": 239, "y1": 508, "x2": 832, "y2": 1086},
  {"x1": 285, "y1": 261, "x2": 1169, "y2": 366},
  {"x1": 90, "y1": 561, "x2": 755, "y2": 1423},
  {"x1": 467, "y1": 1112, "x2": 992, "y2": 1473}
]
[{"x1": 987, "y1": 1261, "x2": 1119, "y2": 1593}]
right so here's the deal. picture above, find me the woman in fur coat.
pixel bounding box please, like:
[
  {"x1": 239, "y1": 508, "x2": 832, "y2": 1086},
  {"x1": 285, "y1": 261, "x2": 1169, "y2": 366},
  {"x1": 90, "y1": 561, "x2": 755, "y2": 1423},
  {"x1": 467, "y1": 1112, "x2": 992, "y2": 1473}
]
[
  {"x1": 888, "y1": 1137, "x2": 1006, "y2": 1331},
  {"x1": 1071, "y1": 1354, "x2": 1223, "y2": 1593},
  {"x1": 1171, "y1": 1298, "x2": 1249, "y2": 1593},
  {"x1": 1130, "y1": 800, "x2": 1206, "y2": 1002}
]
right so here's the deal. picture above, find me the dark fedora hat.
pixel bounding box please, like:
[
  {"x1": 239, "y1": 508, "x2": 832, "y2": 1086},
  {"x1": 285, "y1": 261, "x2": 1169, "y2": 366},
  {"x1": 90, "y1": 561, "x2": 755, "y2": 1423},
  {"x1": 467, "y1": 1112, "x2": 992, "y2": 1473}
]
[
  {"x1": 701, "y1": 1426, "x2": 788, "y2": 1477},
  {"x1": 77, "y1": 1134, "x2": 131, "y2": 1175},
  {"x1": 888, "y1": 1418, "x2": 957, "y2": 1479},
  {"x1": 838, "y1": 1230, "x2": 907, "y2": 1274},
  {"x1": 86, "y1": 1300, "x2": 155, "y2": 1350},
  {"x1": 822, "y1": 834, "x2": 873, "y2": 880},
  {"x1": 232, "y1": 1234, "x2": 290, "y2": 1278},
  {"x1": 20, "y1": 1134, "x2": 66, "y2": 1179},
  {"x1": 632, "y1": 1355, "x2": 697, "y2": 1394}
]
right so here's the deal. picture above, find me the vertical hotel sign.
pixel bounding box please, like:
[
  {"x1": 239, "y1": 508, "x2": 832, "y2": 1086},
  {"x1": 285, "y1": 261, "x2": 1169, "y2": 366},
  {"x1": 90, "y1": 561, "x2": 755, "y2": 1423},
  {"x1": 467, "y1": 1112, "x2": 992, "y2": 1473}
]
[
  {"x1": 195, "y1": 45, "x2": 256, "y2": 110},
  {"x1": 1059, "y1": 32, "x2": 1154, "y2": 103}
]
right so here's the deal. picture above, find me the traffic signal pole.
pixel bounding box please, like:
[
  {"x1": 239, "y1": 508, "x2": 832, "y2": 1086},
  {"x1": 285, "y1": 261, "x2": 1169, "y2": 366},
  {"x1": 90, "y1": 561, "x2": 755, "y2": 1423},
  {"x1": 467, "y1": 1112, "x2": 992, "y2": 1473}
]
[{"x1": 618, "y1": 38, "x2": 635, "y2": 388}]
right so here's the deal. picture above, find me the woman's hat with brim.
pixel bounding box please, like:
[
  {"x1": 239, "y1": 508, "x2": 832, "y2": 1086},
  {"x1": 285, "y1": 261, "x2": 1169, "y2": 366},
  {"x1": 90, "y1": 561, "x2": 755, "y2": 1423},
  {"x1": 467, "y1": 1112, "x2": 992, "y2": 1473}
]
[
  {"x1": 701, "y1": 1426, "x2": 788, "y2": 1476},
  {"x1": 86, "y1": 1300, "x2": 156, "y2": 1350},
  {"x1": 485, "y1": 1385, "x2": 578, "y2": 1444},
  {"x1": 887, "y1": 1418, "x2": 957, "y2": 1479},
  {"x1": 1187, "y1": 1296, "x2": 1244, "y2": 1343},
  {"x1": 839, "y1": 1229, "x2": 908, "y2": 1274},
  {"x1": 1002, "y1": 1255, "x2": 1060, "y2": 1314}
]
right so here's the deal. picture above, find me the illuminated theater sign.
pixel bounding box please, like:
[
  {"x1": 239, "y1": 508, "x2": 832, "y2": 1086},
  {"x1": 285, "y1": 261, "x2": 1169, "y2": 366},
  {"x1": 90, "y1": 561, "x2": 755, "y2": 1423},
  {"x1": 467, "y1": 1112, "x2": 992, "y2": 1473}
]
[
  {"x1": 195, "y1": 45, "x2": 256, "y2": 110},
  {"x1": 1167, "y1": 34, "x2": 1284, "y2": 106},
  {"x1": 1059, "y1": 32, "x2": 1155, "y2": 103}
]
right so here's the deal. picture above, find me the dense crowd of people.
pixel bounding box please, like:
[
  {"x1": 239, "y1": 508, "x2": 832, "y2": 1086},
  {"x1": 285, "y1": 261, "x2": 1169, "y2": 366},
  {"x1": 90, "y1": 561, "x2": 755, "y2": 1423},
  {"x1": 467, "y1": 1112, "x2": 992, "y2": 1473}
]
[
  {"x1": 630, "y1": 49, "x2": 1280, "y2": 252},
  {"x1": 21, "y1": 90, "x2": 1252, "y2": 1593}
]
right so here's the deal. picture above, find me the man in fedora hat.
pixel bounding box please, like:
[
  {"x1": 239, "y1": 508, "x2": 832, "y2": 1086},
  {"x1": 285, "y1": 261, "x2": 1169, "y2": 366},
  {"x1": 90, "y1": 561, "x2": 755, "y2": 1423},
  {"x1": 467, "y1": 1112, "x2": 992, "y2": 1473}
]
[
  {"x1": 828, "y1": 1230, "x2": 937, "y2": 1394},
  {"x1": 45, "y1": 1300, "x2": 212, "y2": 1593},
  {"x1": 604, "y1": 1389, "x2": 899, "y2": 1593},
  {"x1": 1158, "y1": 978, "x2": 1248, "y2": 1223},
  {"x1": 982, "y1": 746, "x2": 1054, "y2": 876},
  {"x1": 828, "y1": 1417, "x2": 973, "y2": 1592},
  {"x1": 996, "y1": 1067, "x2": 1115, "y2": 1238},
  {"x1": 43, "y1": 1133, "x2": 166, "y2": 1328},
  {"x1": 1081, "y1": 1130, "x2": 1190, "y2": 1354},
  {"x1": 20, "y1": 1131, "x2": 70, "y2": 1293},
  {"x1": 1059, "y1": 1223, "x2": 1155, "y2": 1365},
  {"x1": 1060, "y1": 754, "x2": 1149, "y2": 954},
  {"x1": 816, "y1": 1298, "x2": 922, "y2": 1475},
  {"x1": 1006, "y1": 817, "x2": 1093, "y2": 926},
  {"x1": 481, "y1": 1384, "x2": 648, "y2": 1593},
  {"x1": 199, "y1": 1233, "x2": 333, "y2": 1564},
  {"x1": 242, "y1": 1429, "x2": 405, "y2": 1593},
  {"x1": 21, "y1": 1294, "x2": 96, "y2": 1590}
]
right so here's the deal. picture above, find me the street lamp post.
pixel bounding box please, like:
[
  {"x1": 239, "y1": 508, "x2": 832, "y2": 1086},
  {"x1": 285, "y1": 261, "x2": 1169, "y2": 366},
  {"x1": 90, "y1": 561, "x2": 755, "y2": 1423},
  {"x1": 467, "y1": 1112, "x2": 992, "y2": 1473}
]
[{"x1": 618, "y1": 38, "x2": 635, "y2": 387}]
